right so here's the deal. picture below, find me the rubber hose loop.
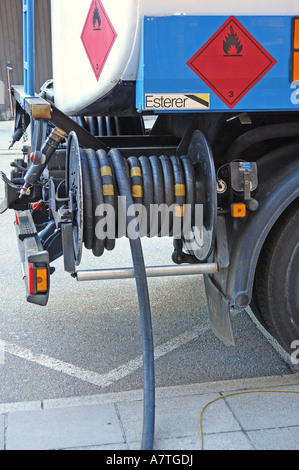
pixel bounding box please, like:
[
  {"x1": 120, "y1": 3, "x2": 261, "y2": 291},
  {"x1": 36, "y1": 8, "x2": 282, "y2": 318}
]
[
  {"x1": 80, "y1": 150, "x2": 94, "y2": 250},
  {"x1": 170, "y1": 155, "x2": 186, "y2": 238},
  {"x1": 139, "y1": 156, "x2": 154, "y2": 237},
  {"x1": 85, "y1": 149, "x2": 105, "y2": 258},
  {"x1": 127, "y1": 156, "x2": 145, "y2": 237},
  {"x1": 96, "y1": 149, "x2": 116, "y2": 252},
  {"x1": 159, "y1": 155, "x2": 175, "y2": 237},
  {"x1": 149, "y1": 155, "x2": 164, "y2": 237}
]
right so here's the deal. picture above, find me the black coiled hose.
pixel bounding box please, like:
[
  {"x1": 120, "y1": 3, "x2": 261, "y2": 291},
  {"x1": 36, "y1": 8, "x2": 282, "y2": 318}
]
[
  {"x1": 80, "y1": 149, "x2": 196, "y2": 256},
  {"x1": 78, "y1": 148, "x2": 197, "y2": 450}
]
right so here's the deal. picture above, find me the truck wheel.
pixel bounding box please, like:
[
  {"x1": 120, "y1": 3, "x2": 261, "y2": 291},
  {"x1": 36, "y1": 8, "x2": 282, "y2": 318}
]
[{"x1": 251, "y1": 200, "x2": 299, "y2": 354}]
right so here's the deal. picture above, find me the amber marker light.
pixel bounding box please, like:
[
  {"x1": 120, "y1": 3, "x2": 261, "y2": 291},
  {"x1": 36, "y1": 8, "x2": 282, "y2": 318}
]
[
  {"x1": 36, "y1": 268, "x2": 48, "y2": 293},
  {"x1": 231, "y1": 203, "x2": 246, "y2": 218},
  {"x1": 291, "y1": 17, "x2": 299, "y2": 83}
]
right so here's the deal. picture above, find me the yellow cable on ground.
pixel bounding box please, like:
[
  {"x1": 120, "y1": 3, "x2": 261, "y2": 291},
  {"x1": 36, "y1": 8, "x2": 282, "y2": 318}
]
[{"x1": 199, "y1": 389, "x2": 299, "y2": 450}]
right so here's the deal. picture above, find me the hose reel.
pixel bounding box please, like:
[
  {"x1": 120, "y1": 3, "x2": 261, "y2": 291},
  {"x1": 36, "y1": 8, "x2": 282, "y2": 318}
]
[
  {"x1": 65, "y1": 130, "x2": 217, "y2": 267},
  {"x1": 64, "y1": 129, "x2": 217, "y2": 451}
]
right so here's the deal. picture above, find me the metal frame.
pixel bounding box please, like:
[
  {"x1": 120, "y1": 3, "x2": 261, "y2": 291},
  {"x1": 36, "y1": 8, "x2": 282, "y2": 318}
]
[{"x1": 12, "y1": 86, "x2": 182, "y2": 156}]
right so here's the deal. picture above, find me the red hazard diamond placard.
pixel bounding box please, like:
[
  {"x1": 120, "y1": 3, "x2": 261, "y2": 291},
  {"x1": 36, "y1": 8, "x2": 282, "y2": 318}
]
[
  {"x1": 187, "y1": 16, "x2": 277, "y2": 109},
  {"x1": 81, "y1": 0, "x2": 117, "y2": 81}
]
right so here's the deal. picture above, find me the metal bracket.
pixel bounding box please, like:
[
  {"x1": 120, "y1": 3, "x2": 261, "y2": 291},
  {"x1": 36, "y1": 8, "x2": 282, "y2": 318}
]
[
  {"x1": 61, "y1": 223, "x2": 76, "y2": 273},
  {"x1": 25, "y1": 97, "x2": 51, "y2": 120},
  {"x1": 172, "y1": 239, "x2": 204, "y2": 265}
]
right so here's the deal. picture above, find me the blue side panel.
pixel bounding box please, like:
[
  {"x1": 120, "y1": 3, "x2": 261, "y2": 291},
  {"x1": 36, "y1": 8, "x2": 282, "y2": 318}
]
[{"x1": 136, "y1": 15, "x2": 299, "y2": 113}]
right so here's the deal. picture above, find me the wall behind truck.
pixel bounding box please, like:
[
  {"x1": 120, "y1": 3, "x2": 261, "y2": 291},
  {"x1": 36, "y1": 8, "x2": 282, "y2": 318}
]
[{"x1": 0, "y1": 0, "x2": 52, "y2": 120}]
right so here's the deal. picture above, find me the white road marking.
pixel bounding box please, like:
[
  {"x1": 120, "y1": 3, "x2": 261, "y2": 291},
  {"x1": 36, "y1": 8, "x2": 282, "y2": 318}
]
[{"x1": 1, "y1": 328, "x2": 207, "y2": 388}]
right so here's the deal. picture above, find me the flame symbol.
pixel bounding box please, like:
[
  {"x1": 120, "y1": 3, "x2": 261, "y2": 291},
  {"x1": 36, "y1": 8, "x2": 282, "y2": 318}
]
[
  {"x1": 93, "y1": 3, "x2": 101, "y2": 30},
  {"x1": 223, "y1": 26, "x2": 243, "y2": 55}
]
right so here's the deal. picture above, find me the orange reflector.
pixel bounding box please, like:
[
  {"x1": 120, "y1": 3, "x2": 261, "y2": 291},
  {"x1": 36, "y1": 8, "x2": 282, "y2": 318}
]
[
  {"x1": 231, "y1": 203, "x2": 246, "y2": 218},
  {"x1": 36, "y1": 268, "x2": 48, "y2": 293},
  {"x1": 294, "y1": 18, "x2": 299, "y2": 50},
  {"x1": 26, "y1": 263, "x2": 48, "y2": 295},
  {"x1": 292, "y1": 18, "x2": 299, "y2": 82},
  {"x1": 293, "y1": 52, "x2": 299, "y2": 82}
]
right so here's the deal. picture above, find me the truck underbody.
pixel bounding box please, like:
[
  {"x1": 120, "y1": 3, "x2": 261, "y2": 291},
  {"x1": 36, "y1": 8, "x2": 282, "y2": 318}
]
[
  {"x1": 1, "y1": 3, "x2": 299, "y2": 450},
  {"x1": 2, "y1": 91, "x2": 298, "y2": 353}
]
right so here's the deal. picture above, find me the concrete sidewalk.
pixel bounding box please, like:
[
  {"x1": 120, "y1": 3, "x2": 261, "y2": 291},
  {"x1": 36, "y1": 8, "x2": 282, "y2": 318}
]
[{"x1": 1, "y1": 374, "x2": 299, "y2": 451}]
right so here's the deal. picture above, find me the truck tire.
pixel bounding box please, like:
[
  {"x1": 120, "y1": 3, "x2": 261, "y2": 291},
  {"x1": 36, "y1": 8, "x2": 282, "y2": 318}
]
[{"x1": 251, "y1": 200, "x2": 299, "y2": 354}]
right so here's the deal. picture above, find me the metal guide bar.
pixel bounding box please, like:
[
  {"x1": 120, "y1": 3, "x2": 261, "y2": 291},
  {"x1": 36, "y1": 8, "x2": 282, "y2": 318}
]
[{"x1": 75, "y1": 263, "x2": 218, "y2": 282}]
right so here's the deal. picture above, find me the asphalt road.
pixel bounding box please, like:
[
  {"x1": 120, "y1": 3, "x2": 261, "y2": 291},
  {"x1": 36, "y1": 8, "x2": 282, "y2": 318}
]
[{"x1": 0, "y1": 121, "x2": 297, "y2": 405}]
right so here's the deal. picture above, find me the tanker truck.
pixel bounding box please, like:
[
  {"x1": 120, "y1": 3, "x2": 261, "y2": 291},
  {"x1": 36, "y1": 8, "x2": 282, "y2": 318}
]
[{"x1": 1, "y1": 0, "x2": 299, "y2": 449}]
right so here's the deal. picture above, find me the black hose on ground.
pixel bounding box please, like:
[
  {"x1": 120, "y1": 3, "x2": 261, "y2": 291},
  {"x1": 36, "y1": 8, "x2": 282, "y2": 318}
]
[{"x1": 108, "y1": 148, "x2": 155, "y2": 451}]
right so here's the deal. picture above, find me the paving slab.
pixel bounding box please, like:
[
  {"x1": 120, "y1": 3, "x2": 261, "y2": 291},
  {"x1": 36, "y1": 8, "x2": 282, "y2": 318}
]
[
  {"x1": 116, "y1": 392, "x2": 241, "y2": 444},
  {"x1": 6, "y1": 403, "x2": 124, "y2": 451},
  {"x1": 197, "y1": 431, "x2": 255, "y2": 451},
  {"x1": 223, "y1": 384, "x2": 299, "y2": 430},
  {"x1": 247, "y1": 426, "x2": 299, "y2": 451}
]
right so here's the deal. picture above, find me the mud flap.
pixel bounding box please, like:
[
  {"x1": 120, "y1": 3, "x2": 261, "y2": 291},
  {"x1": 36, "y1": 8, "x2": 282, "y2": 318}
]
[{"x1": 204, "y1": 274, "x2": 235, "y2": 347}]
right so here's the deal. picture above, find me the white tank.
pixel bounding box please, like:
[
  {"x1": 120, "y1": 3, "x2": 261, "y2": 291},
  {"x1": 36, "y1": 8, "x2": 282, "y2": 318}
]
[{"x1": 51, "y1": 0, "x2": 299, "y2": 115}]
